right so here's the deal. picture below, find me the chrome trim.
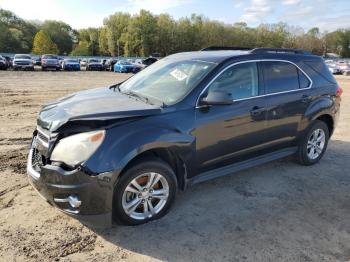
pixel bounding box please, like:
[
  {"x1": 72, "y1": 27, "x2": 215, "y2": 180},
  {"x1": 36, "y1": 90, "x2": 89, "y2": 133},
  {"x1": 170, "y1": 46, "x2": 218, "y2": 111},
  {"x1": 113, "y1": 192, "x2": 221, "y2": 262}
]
[
  {"x1": 195, "y1": 59, "x2": 313, "y2": 108},
  {"x1": 36, "y1": 126, "x2": 58, "y2": 149},
  {"x1": 63, "y1": 209, "x2": 80, "y2": 214},
  {"x1": 54, "y1": 195, "x2": 82, "y2": 208},
  {"x1": 27, "y1": 140, "x2": 40, "y2": 179}
]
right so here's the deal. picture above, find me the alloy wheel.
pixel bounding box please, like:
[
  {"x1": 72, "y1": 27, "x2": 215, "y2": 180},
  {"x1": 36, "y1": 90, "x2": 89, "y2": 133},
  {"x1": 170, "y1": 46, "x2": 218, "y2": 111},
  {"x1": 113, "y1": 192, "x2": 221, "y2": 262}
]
[
  {"x1": 122, "y1": 172, "x2": 169, "y2": 220},
  {"x1": 307, "y1": 128, "x2": 326, "y2": 160}
]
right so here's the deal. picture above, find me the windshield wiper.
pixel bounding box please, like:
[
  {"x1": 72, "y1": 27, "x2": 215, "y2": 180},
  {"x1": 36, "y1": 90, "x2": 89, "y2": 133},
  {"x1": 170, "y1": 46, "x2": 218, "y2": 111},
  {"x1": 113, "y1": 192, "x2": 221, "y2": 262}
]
[
  {"x1": 109, "y1": 82, "x2": 123, "y2": 92},
  {"x1": 123, "y1": 90, "x2": 153, "y2": 105}
]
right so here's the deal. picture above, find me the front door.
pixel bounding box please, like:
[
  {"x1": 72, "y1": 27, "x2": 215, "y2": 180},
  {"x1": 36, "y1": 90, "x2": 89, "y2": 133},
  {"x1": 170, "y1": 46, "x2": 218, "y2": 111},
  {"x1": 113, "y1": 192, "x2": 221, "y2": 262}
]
[{"x1": 193, "y1": 61, "x2": 268, "y2": 174}]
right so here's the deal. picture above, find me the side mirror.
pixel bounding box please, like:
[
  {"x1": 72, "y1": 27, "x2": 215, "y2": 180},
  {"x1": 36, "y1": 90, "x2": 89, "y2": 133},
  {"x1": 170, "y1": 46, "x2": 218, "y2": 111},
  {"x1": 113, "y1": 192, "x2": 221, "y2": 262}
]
[{"x1": 200, "y1": 90, "x2": 233, "y2": 105}]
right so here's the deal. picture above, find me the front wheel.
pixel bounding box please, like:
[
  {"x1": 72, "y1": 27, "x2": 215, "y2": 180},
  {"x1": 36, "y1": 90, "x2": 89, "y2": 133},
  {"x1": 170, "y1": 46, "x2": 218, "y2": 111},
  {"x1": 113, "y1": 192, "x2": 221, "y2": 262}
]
[
  {"x1": 297, "y1": 120, "x2": 329, "y2": 165},
  {"x1": 113, "y1": 159, "x2": 177, "y2": 225}
]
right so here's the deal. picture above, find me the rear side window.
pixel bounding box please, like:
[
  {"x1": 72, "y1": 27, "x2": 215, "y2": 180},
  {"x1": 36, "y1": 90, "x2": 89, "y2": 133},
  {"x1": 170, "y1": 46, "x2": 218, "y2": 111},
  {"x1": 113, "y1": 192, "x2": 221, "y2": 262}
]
[
  {"x1": 208, "y1": 62, "x2": 259, "y2": 100},
  {"x1": 298, "y1": 70, "x2": 311, "y2": 88},
  {"x1": 304, "y1": 60, "x2": 337, "y2": 84},
  {"x1": 262, "y1": 61, "x2": 300, "y2": 94}
]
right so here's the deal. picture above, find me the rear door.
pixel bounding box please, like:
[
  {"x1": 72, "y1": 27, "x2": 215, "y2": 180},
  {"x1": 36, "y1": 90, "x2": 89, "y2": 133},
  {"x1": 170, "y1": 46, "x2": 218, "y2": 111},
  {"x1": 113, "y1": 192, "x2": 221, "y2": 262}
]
[{"x1": 261, "y1": 60, "x2": 313, "y2": 148}]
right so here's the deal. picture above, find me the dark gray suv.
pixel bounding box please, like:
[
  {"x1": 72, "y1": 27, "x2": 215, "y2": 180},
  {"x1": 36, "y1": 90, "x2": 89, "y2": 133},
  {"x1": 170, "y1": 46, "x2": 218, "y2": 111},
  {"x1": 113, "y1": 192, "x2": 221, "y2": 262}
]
[{"x1": 27, "y1": 48, "x2": 341, "y2": 227}]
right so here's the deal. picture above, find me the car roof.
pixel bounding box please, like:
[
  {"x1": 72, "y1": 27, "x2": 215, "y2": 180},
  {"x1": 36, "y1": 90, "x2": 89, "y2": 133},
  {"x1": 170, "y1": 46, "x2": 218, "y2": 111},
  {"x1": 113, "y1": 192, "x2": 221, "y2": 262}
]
[{"x1": 166, "y1": 50, "x2": 250, "y2": 63}]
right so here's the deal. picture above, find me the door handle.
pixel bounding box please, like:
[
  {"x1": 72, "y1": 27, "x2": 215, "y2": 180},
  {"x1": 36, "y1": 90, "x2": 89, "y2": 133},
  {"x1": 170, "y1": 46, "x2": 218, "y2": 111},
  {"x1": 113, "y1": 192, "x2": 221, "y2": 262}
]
[
  {"x1": 302, "y1": 95, "x2": 311, "y2": 103},
  {"x1": 250, "y1": 106, "x2": 265, "y2": 116}
]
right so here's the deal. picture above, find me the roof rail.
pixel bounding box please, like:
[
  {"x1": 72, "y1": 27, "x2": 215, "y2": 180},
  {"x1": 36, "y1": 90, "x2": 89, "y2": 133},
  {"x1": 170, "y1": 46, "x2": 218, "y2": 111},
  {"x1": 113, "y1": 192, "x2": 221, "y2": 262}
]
[
  {"x1": 200, "y1": 46, "x2": 252, "y2": 51},
  {"x1": 251, "y1": 48, "x2": 311, "y2": 55}
]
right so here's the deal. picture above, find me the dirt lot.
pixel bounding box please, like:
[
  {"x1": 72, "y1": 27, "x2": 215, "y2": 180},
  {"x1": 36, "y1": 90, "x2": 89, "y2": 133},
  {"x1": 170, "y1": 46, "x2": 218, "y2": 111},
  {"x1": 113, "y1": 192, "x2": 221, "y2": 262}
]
[{"x1": 0, "y1": 71, "x2": 349, "y2": 262}]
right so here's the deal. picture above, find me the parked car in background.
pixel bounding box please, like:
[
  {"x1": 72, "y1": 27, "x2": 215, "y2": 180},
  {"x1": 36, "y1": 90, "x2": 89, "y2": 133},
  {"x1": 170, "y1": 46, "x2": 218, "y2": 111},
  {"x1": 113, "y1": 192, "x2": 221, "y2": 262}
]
[
  {"x1": 41, "y1": 54, "x2": 60, "y2": 71},
  {"x1": 101, "y1": 59, "x2": 108, "y2": 70},
  {"x1": 105, "y1": 58, "x2": 118, "y2": 71},
  {"x1": 59, "y1": 57, "x2": 65, "y2": 67},
  {"x1": 3, "y1": 56, "x2": 12, "y2": 68},
  {"x1": 0, "y1": 55, "x2": 7, "y2": 70},
  {"x1": 62, "y1": 59, "x2": 81, "y2": 71},
  {"x1": 114, "y1": 60, "x2": 137, "y2": 73},
  {"x1": 80, "y1": 59, "x2": 87, "y2": 67},
  {"x1": 133, "y1": 57, "x2": 159, "y2": 72},
  {"x1": 13, "y1": 54, "x2": 34, "y2": 71},
  {"x1": 337, "y1": 61, "x2": 350, "y2": 74},
  {"x1": 26, "y1": 48, "x2": 341, "y2": 227},
  {"x1": 86, "y1": 58, "x2": 103, "y2": 71},
  {"x1": 33, "y1": 57, "x2": 41, "y2": 66},
  {"x1": 327, "y1": 65, "x2": 342, "y2": 74},
  {"x1": 143, "y1": 57, "x2": 158, "y2": 66}
]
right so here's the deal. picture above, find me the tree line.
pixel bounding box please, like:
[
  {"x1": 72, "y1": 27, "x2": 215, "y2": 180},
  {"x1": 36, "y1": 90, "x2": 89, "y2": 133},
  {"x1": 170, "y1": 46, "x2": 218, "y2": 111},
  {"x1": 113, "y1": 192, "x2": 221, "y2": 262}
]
[{"x1": 1, "y1": 8, "x2": 350, "y2": 57}]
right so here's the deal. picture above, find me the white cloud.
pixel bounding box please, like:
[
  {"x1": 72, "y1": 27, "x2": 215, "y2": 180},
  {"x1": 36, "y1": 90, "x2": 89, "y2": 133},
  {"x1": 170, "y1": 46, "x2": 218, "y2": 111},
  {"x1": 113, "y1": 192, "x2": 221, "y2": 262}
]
[
  {"x1": 281, "y1": 0, "x2": 300, "y2": 5},
  {"x1": 240, "y1": 0, "x2": 272, "y2": 24},
  {"x1": 114, "y1": 0, "x2": 192, "y2": 15}
]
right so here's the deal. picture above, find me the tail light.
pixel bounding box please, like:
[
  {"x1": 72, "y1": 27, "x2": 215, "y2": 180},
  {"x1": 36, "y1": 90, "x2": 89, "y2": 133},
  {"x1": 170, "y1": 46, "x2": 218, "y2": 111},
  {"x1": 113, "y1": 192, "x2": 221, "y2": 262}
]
[{"x1": 336, "y1": 86, "x2": 343, "y2": 97}]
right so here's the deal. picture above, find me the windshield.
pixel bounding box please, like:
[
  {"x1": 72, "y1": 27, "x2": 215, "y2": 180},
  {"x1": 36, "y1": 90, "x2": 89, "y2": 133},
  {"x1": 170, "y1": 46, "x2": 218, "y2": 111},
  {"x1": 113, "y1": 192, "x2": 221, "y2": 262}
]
[
  {"x1": 89, "y1": 59, "x2": 99, "y2": 63},
  {"x1": 42, "y1": 55, "x2": 57, "y2": 59},
  {"x1": 119, "y1": 58, "x2": 216, "y2": 105},
  {"x1": 119, "y1": 61, "x2": 131, "y2": 65},
  {"x1": 15, "y1": 55, "x2": 31, "y2": 60},
  {"x1": 66, "y1": 59, "x2": 78, "y2": 63}
]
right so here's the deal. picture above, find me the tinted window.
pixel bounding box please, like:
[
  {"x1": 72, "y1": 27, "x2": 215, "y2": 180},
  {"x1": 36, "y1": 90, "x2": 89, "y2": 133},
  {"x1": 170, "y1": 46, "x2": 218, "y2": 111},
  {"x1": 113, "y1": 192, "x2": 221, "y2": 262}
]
[
  {"x1": 208, "y1": 62, "x2": 259, "y2": 100},
  {"x1": 298, "y1": 70, "x2": 310, "y2": 88},
  {"x1": 262, "y1": 61, "x2": 299, "y2": 94}
]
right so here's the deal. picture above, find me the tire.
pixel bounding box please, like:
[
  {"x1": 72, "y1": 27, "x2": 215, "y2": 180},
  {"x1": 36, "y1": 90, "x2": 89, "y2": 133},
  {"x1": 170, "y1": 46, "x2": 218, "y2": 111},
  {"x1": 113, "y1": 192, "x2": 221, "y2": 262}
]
[
  {"x1": 297, "y1": 120, "x2": 330, "y2": 166},
  {"x1": 113, "y1": 159, "x2": 177, "y2": 226}
]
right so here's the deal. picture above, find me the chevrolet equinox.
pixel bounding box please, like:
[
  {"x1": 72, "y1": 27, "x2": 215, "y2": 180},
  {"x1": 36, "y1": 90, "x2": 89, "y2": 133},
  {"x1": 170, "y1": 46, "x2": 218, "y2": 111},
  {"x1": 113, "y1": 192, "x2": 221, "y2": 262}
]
[{"x1": 27, "y1": 48, "x2": 342, "y2": 226}]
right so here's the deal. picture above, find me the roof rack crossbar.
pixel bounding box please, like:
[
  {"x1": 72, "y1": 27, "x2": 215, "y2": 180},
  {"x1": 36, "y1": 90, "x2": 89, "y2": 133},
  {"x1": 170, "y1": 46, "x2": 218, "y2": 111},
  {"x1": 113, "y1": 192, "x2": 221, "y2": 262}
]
[{"x1": 250, "y1": 48, "x2": 310, "y2": 55}]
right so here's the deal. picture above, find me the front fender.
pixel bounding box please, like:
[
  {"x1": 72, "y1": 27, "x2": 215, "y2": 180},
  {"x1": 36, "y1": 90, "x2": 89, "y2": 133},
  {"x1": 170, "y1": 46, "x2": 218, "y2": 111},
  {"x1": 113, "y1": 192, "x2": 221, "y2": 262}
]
[{"x1": 84, "y1": 126, "x2": 195, "y2": 175}]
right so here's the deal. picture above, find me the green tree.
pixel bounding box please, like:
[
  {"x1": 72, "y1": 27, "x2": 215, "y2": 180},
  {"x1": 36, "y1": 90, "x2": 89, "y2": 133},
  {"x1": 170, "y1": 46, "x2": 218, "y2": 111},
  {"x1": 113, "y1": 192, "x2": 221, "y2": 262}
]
[
  {"x1": 32, "y1": 30, "x2": 58, "y2": 54},
  {"x1": 41, "y1": 20, "x2": 76, "y2": 55},
  {"x1": 71, "y1": 41, "x2": 90, "y2": 56},
  {"x1": 78, "y1": 28, "x2": 100, "y2": 55},
  {"x1": 103, "y1": 12, "x2": 130, "y2": 56},
  {"x1": 0, "y1": 9, "x2": 38, "y2": 52}
]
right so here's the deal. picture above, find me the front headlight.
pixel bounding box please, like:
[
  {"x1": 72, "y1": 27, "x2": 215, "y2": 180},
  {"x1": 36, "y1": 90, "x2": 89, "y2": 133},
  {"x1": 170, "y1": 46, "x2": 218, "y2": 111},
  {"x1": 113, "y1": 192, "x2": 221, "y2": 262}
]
[{"x1": 51, "y1": 130, "x2": 105, "y2": 167}]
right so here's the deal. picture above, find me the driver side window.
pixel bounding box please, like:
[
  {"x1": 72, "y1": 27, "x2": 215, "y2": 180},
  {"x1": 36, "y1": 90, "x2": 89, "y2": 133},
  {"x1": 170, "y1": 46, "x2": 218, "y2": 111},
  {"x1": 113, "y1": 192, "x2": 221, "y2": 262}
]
[{"x1": 208, "y1": 62, "x2": 259, "y2": 100}]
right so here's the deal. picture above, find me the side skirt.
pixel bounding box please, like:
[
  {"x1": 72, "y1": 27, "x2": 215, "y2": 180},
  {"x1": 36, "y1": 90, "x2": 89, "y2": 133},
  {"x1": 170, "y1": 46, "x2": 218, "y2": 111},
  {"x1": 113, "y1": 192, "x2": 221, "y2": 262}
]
[{"x1": 189, "y1": 147, "x2": 297, "y2": 185}]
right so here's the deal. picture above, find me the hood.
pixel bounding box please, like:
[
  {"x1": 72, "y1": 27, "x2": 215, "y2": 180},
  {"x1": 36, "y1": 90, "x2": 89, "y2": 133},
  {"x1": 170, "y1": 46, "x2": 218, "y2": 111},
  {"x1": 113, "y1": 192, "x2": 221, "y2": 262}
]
[
  {"x1": 43, "y1": 59, "x2": 58, "y2": 63},
  {"x1": 37, "y1": 87, "x2": 162, "y2": 132},
  {"x1": 14, "y1": 59, "x2": 32, "y2": 62}
]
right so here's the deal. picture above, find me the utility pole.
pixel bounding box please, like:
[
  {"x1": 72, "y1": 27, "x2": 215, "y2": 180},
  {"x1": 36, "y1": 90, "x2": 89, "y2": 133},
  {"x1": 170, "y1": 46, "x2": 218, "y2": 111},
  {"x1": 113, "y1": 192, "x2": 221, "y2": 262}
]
[{"x1": 117, "y1": 40, "x2": 120, "y2": 58}]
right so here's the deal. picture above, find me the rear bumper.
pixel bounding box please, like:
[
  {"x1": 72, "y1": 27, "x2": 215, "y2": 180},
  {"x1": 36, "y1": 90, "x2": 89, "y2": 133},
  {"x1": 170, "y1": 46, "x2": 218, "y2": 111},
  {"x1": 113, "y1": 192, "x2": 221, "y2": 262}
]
[{"x1": 27, "y1": 142, "x2": 114, "y2": 228}]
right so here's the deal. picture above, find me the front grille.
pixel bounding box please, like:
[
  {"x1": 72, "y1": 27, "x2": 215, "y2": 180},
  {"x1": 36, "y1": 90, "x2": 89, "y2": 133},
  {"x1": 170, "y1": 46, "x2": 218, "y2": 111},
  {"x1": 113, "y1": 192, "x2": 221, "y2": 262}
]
[
  {"x1": 37, "y1": 129, "x2": 49, "y2": 144},
  {"x1": 32, "y1": 146, "x2": 44, "y2": 172},
  {"x1": 15, "y1": 61, "x2": 30, "y2": 65}
]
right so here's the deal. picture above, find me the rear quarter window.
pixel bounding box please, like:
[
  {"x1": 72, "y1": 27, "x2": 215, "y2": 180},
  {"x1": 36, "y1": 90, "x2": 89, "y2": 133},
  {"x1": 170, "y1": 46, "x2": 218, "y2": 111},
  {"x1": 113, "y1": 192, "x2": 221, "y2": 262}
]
[{"x1": 303, "y1": 60, "x2": 337, "y2": 85}]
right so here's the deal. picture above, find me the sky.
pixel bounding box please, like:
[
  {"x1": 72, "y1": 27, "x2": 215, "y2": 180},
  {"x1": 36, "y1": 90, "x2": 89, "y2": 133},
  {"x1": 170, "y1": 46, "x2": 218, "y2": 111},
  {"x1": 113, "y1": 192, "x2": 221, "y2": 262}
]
[{"x1": 0, "y1": 0, "x2": 349, "y2": 31}]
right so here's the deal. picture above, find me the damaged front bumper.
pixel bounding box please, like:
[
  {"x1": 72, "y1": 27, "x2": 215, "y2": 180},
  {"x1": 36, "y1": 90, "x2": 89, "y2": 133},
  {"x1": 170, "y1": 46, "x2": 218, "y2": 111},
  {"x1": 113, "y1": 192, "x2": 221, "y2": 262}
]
[{"x1": 27, "y1": 137, "x2": 115, "y2": 228}]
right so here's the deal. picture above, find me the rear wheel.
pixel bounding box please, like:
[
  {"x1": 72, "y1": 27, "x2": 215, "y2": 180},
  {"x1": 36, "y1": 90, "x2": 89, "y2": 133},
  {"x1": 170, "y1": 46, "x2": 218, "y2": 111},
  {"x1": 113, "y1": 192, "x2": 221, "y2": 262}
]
[
  {"x1": 297, "y1": 120, "x2": 329, "y2": 165},
  {"x1": 113, "y1": 159, "x2": 177, "y2": 225}
]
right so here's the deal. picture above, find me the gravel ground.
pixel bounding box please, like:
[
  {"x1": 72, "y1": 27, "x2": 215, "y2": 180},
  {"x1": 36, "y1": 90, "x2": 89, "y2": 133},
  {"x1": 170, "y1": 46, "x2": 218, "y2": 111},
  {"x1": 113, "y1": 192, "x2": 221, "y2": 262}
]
[{"x1": 0, "y1": 71, "x2": 349, "y2": 262}]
